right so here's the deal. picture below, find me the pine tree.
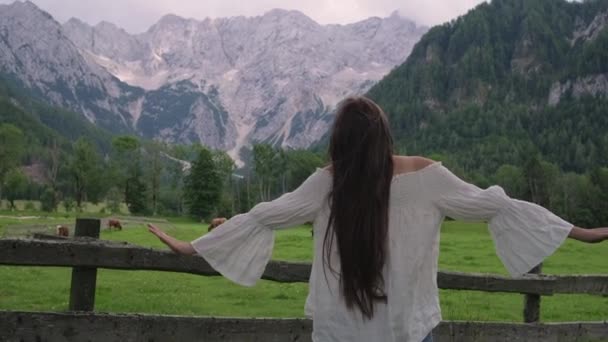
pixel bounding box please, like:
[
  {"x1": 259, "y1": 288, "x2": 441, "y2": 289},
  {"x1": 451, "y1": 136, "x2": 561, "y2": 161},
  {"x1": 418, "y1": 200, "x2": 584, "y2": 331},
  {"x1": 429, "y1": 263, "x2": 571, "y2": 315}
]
[
  {"x1": 110, "y1": 136, "x2": 140, "y2": 202},
  {"x1": 184, "y1": 148, "x2": 221, "y2": 220},
  {"x1": 253, "y1": 144, "x2": 275, "y2": 201},
  {"x1": 125, "y1": 160, "x2": 148, "y2": 215},
  {"x1": 0, "y1": 124, "x2": 24, "y2": 201}
]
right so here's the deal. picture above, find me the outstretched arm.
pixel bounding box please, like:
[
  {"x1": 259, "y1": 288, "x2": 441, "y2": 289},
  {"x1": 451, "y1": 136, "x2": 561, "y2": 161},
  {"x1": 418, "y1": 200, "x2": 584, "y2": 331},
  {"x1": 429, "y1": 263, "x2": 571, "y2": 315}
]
[
  {"x1": 148, "y1": 224, "x2": 196, "y2": 255},
  {"x1": 424, "y1": 163, "x2": 606, "y2": 276},
  {"x1": 148, "y1": 168, "x2": 328, "y2": 257},
  {"x1": 568, "y1": 226, "x2": 608, "y2": 243}
]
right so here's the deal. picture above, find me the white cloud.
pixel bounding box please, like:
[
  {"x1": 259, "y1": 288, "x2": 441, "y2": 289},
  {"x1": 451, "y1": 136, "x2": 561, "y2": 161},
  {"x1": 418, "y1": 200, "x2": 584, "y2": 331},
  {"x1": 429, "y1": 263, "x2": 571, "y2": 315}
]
[{"x1": 0, "y1": 0, "x2": 488, "y2": 33}]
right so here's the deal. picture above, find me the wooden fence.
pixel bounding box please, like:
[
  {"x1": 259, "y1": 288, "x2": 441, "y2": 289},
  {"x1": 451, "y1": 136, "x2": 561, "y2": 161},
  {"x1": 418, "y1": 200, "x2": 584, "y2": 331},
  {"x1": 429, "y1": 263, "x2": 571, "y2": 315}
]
[{"x1": 1, "y1": 218, "x2": 607, "y2": 341}]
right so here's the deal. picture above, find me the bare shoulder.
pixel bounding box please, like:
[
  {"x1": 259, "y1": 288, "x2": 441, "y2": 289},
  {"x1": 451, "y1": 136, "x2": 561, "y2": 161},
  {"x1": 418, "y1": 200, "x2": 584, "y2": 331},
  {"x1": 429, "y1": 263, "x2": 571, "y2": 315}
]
[
  {"x1": 393, "y1": 155, "x2": 437, "y2": 175},
  {"x1": 323, "y1": 157, "x2": 437, "y2": 175}
]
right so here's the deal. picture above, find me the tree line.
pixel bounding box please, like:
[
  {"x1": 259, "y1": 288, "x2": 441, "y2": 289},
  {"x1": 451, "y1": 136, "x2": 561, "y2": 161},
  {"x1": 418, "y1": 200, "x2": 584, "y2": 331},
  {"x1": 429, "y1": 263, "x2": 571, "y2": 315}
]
[
  {"x1": 0, "y1": 123, "x2": 325, "y2": 221},
  {"x1": 2, "y1": 120, "x2": 607, "y2": 227}
]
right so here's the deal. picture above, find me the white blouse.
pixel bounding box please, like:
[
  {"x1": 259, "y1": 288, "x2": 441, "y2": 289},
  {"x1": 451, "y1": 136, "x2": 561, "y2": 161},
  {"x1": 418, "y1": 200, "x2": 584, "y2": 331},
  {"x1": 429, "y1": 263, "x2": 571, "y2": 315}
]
[{"x1": 191, "y1": 162, "x2": 573, "y2": 342}]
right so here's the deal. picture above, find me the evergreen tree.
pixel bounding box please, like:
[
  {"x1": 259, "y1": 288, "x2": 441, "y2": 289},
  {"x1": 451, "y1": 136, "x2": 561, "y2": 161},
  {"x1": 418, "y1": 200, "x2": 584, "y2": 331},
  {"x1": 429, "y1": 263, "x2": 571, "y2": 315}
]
[
  {"x1": 212, "y1": 150, "x2": 236, "y2": 217},
  {"x1": 111, "y1": 136, "x2": 141, "y2": 202},
  {"x1": 125, "y1": 160, "x2": 148, "y2": 215},
  {"x1": 589, "y1": 167, "x2": 608, "y2": 225},
  {"x1": 143, "y1": 141, "x2": 163, "y2": 215},
  {"x1": 253, "y1": 144, "x2": 275, "y2": 202},
  {"x1": 523, "y1": 156, "x2": 558, "y2": 207},
  {"x1": 0, "y1": 124, "x2": 24, "y2": 200},
  {"x1": 184, "y1": 148, "x2": 221, "y2": 220}
]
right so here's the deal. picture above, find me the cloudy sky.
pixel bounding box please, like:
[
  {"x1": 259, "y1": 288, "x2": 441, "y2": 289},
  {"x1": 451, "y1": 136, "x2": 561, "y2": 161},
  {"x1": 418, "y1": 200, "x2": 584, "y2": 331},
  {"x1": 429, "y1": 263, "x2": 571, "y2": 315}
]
[{"x1": 0, "y1": 0, "x2": 488, "y2": 33}]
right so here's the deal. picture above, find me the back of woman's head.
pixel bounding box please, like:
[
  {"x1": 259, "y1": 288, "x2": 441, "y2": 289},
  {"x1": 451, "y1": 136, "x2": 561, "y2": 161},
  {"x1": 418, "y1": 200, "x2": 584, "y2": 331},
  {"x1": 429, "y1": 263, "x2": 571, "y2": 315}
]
[{"x1": 324, "y1": 96, "x2": 394, "y2": 319}]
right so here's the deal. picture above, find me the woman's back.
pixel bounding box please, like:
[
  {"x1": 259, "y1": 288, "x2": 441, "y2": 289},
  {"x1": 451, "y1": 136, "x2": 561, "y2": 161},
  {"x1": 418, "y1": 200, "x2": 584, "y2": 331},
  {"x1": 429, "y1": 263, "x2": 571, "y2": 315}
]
[{"x1": 309, "y1": 157, "x2": 445, "y2": 342}]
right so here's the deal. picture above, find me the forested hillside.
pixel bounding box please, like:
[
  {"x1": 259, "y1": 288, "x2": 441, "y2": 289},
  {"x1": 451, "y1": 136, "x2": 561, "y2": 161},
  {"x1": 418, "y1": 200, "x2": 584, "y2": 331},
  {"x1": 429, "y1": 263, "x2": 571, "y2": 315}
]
[
  {"x1": 0, "y1": 77, "x2": 114, "y2": 156},
  {"x1": 368, "y1": 0, "x2": 608, "y2": 226}
]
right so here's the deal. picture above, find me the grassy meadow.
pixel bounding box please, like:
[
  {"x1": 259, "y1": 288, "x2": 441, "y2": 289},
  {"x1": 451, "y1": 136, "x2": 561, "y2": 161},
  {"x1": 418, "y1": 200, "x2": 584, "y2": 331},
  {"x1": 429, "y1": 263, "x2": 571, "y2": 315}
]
[{"x1": 0, "y1": 213, "x2": 607, "y2": 322}]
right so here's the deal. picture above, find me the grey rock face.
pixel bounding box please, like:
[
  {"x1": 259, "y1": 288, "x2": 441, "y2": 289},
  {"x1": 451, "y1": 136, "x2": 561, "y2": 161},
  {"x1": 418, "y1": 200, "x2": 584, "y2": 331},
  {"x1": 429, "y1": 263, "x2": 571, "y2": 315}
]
[
  {"x1": 571, "y1": 11, "x2": 608, "y2": 45},
  {"x1": 549, "y1": 73, "x2": 608, "y2": 106}
]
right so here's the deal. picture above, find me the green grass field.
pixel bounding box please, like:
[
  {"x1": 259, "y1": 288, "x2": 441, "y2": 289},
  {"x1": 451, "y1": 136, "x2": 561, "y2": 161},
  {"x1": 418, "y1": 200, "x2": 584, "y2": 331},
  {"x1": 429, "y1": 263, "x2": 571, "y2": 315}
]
[{"x1": 0, "y1": 215, "x2": 606, "y2": 322}]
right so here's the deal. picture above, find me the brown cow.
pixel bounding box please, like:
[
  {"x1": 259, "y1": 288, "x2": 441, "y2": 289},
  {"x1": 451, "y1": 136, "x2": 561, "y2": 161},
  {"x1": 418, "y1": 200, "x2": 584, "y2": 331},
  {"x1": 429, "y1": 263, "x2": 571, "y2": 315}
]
[
  {"x1": 56, "y1": 225, "x2": 69, "y2": 237},
  {"x1": 207, "y1": 217, "x2": 227, "y2": 232},
  {"x1": 108, "y1": 219, "x2": 122, "y2": 230}
]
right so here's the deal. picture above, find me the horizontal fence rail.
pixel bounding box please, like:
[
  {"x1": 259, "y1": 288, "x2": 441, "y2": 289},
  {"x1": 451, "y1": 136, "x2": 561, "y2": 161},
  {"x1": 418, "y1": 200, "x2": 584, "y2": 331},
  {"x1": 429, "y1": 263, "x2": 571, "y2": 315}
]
[
  {"x1": 1, "y1": 238, "x2": 607, "y2": 296},
  {"x1": 1, "y1": 311, "x2": 607, "y2": 342}
]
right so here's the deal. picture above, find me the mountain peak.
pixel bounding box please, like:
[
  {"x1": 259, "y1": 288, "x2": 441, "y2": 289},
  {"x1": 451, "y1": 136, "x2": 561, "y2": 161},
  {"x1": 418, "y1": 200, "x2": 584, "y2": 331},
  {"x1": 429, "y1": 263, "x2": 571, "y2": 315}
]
[
  {"x1": 95, "y1": 20, "x2": 119, "y2": 30},
  {"x1": 1, "y1": 0, "x2": 64, "y2": 36},
  {"x1": 3, "y1": 0, "x2": 53, "y2": 20},
  {"x1": 93, "y1": 20, "x2": 133, "y2": 36},
  {"x1": 264, "y1": 8, "x2": 307, "y2": 18},
  {"x1": 146, "y1": 13, "x2": 194, "y2": 33},
  {"x1": 261, "y1": 8, "x2": 319, "y2": 26},
  {"x1": 156, "y1": 13, "x2": 189, "y2": 26},
  {"x1": 64, "y1": 17, "x2": 91, "y2": 29},
  {"x1": 14, "y1": 0, "x2": 38, "y2": 10},
  {"x1": 384, "y1": 10, "x2": 418, "y2": 26}
]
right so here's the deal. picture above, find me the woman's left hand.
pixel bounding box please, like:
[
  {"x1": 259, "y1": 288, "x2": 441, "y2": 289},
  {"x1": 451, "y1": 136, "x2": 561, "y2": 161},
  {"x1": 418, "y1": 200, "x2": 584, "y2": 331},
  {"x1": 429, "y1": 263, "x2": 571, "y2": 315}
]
[
  {"x1": 148, "y1": 224, "x2": 196, "y2": 255},
  {"x1": 569, "y1": 226, "x2": 608, "y2": 243}
]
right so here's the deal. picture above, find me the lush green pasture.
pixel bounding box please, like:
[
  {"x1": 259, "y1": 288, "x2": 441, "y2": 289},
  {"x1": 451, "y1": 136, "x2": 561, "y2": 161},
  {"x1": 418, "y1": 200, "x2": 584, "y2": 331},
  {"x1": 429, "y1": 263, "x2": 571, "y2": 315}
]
[{"x1": 0, "y1": 217, "x2": 606, "y2": 322}]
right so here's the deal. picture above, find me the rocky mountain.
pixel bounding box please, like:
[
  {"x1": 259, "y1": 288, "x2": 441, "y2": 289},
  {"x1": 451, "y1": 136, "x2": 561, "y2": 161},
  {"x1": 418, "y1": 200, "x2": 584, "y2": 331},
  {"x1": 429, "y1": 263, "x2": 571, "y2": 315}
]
[
  {"x1": 63, "y1": 9, "x2": 426, "y2": 161},
  {"x1": 0, "y1": 1, "x2": 140, "y2": 132},
  {"x1": 367, "y1": 0, "x2": 608, "y2": 175},
  {"x1": 0, "y1": 1, "x2": 428, "y2": 164}
]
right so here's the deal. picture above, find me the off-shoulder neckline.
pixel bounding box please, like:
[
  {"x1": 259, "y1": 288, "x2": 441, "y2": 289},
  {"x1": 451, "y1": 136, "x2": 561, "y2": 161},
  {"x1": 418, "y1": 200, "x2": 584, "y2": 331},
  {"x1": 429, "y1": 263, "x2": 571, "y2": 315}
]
[{"x1": 316, "y1": 161, "x2": 443, "y2": 183}]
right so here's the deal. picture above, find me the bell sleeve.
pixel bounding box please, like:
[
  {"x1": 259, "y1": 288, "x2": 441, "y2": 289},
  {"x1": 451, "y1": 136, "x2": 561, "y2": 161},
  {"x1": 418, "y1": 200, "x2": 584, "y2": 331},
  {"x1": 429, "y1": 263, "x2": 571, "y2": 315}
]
[
  {"x1": 190, "y1": 169, "x2": 329, "y2": 286},
  {"x1": 425, "y1": 164, "x2": 573, "y2": 277}
]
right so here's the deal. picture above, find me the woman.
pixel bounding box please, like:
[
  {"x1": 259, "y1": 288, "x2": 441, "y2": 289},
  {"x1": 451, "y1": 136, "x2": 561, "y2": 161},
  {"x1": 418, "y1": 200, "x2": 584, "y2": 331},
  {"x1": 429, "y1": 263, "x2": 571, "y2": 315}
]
[{"x1": 148, "y1": 96, "x2": 608, "y2": 342}]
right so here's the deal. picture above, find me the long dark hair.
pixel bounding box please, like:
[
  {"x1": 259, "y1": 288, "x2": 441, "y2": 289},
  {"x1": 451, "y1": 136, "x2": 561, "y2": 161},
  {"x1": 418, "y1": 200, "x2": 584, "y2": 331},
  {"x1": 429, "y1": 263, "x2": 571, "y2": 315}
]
[{"x1": 323, "y1": 96, "x2": 394, "y2": 319}]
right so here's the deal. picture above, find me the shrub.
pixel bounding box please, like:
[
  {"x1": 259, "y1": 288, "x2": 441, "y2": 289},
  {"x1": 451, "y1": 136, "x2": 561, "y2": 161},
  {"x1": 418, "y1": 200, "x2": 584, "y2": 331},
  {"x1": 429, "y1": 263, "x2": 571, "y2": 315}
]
[
  {"x1": 40, "y1": 187, "x2": 57, "y2": 212},
  {"x1": 24, "y1": 201, "x2": 36, "y2": 211},
  {"x1": 63, "y1": 197, "x2": 74, "y2": 212}
]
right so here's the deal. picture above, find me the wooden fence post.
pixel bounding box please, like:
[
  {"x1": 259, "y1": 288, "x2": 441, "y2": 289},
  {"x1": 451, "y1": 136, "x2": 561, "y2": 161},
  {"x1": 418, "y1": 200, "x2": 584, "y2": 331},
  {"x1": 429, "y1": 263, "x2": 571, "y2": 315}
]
[
  {"x1": 524, "y1": 263, "x2": 543, "y2": 323},
  {"x1": 68, "y1": 218, "x2": 100, "y2": 311}
]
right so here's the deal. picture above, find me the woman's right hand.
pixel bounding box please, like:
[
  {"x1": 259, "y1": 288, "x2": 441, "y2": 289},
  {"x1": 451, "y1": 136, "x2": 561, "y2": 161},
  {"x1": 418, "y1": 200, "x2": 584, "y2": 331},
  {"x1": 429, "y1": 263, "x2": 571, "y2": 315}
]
[{"x1": 148, "y1": 224, "x2": 196, "y2": 255}]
